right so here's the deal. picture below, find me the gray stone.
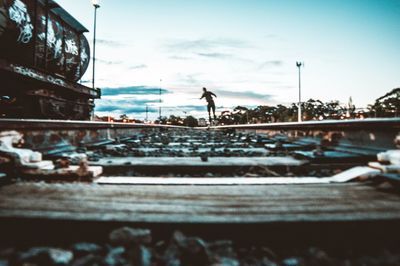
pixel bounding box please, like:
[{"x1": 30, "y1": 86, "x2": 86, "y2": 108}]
[
  {"x1": 71, "y1": 254, "x2": 103, "y2": 266},
  {"x1": 211, "y1": 256, "x2": 240, "y2": 266},
  {"x1": 173, "y1": 231, "x2": 210, "y2": 266},
  {"x1": 261, "y1": 257, "x2": 279, "y2": 266},
  {"x1": 72, "y1": 242, "x2": 103, "y2": 257},
  {"x1": 282, "y1": 257, "x2": 304, "y2": 266},
  {"x1": 109, "y1": 227, "x2": 152, "y2": 246},
  {"x1": 129, "y1": 245, "x2": 152, "y2": 266},
  {"x1": 163, "y1": 242, "x2": 181, "y2": 266},
  {"x1": 166, "y1": 258, "x2": 181, "y2": 266},
  {"x1": 104, "y1": 246, "x2": 127, "y2": 266},
  {"x1": 171, "y1": 231, "x2": 186, "y2": 247},
  {"x1": 200, "y1": 153, "x2": 208, "y2": 162},
  {"x1": 19, "y1": 247, "x2": 73, "y2": 265},
  {"x1": 307, "y1": 247, "x2": 334, "y2": 266},
  {"x1": 208, "y1": 240, "x2": 236, "y2": 258}
]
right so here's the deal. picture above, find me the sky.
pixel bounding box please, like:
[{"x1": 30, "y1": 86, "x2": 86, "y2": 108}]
[{"x1": 56, "y1": 0, "x2": 400, "y2": 120}]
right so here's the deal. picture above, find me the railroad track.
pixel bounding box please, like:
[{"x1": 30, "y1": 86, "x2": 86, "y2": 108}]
[{"x1": 0, "y1": 118, "x2": 399, "y2": 265}]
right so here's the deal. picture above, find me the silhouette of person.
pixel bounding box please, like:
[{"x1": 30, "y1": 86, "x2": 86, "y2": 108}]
[{"x1": 200, "y1": 87, "x2": 217, "y2": 122}]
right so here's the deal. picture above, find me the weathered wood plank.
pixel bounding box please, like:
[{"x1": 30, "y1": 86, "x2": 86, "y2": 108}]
[
  {"x1": 94, "y1": 166, "x2": 380, "y2": 184},
  {"x1": 128, "y1": 147, "x2": 269, "y2": 154},
  {"x1": 91, "y1": 156, "x2": 305, "y2": 167},
  {"x1": 0, "y1": 183, "x2": 399, "y2": 223},
  {"x1": 95, "y1": 177, "x2": 332, "y2": 185}
]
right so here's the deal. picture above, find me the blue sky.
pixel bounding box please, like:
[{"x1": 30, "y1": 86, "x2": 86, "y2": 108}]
[{"x1": 57, "y1": 0, "x2": 400, "y2": 120}]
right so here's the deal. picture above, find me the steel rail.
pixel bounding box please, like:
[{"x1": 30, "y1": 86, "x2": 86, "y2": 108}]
[
  {"x1": 0, "y1": 118, "x2": 398, "y2": 155},
  {"x1": 0, "y1": 119, "x2": 190, "y2": 130},
  {"x1": 0, "y1": 117, "x2": 398, "y2": 130},
  {"x1": 210, "y1": 117, "x2": 400, "y2": 131}
]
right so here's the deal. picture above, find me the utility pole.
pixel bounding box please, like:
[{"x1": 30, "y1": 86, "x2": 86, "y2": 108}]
[
  {"x1": 92, "y1": 0, "x2": 100, "y2": 90},
  {"x1": 159, "y1": 79, "x2": 162, "y2": 121},
  {"x1": 296, "y1": 61, "x2": 303, "y2": 122},
  {"x1": 91, "y1": 0, "x2": 100, "y2": 121}
]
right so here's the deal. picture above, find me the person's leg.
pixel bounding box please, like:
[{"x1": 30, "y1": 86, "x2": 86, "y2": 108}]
[
  {"x1": 211, "y1": 102, "x2": 216, "y2": 119},
  {"x1": 207, "y1": 103, "x2": 212, "y2": 122}
]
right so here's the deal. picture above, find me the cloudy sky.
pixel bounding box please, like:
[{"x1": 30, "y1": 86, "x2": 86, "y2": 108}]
[{"x1": 57, "y1": 0, "x2": 400, "y2": 120}]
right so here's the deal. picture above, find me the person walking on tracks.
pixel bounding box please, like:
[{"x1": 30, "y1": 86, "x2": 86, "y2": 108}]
[{"x1": 200, "y1": 87, "x2": 217, "y2": 122}]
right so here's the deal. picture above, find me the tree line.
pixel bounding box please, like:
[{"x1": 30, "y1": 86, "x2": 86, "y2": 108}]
[{"x1": 157, "y1": 87, "x2": 400, "y2": 126}]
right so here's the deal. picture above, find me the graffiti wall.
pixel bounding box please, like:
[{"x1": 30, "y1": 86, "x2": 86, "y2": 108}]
[
  {"x1": 0, "y1": 0, "x2": 90, "y2": 82},
  {"x1": 8, "y1": 0, "x2": 33, "y2": 44}
]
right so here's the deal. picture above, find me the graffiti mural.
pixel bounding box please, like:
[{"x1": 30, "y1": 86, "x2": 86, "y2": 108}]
[
  {"x1": 65, "y1": 39, "x2": 79, "y2": 56},
  {"x1": 80, "y1": 36, "x2": 90, "y2": 79},
  {"x1": 8, "y1": 0, "x2": 33, "y2": 43},
  {"x1": 0, "y1": 0, "x2": 97, "y2": 120},
  {"x1": 37, "y1": 15, "x2": 64, "y2": 64},
  {"x1": 64, "y1": 28, "x2": 80, "y2": 80},
  {"x1": 12, "y1": 64, "x2": 66, "y2": 87},
  {"x1": 2, "y1": 0, "x2": 90, "y2": 82},
  {"x1": 81, "y1": 47, "x2": 88, "y2": 65}
]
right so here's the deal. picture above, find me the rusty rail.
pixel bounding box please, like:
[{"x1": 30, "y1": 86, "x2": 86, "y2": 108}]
[
  {"x1": 0, "y1": 118, "x2": 190, "y2": 130},
  {"x1": 211, "y1": 117, "x2": 400, "y2": 131},
  {"x1": 0, "y1": 118, "x2": 398, "y2": 151}
]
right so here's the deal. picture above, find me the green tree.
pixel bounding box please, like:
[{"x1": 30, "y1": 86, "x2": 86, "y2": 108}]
[
  {"x1": 166, "y1": 115, "x2": 183, "y2": 125},
  {"x1": 369, "y1": 88, "x2": 400, "y2": 117},
  {"x1": 217, "y1": 110, "x2": 234, "y2": 125},
  {"x1": 183, "y1": 116, "x2": 198, "y2": 127},
  {"x1": 120, "y1": 114, "x2": 128, "y2": 120}
]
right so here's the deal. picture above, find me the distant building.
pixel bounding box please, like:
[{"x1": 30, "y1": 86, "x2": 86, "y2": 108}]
[
  {"x1": 95, "y1": 115, "x2": 113, "y2": 122},
  {"x1": 95, "y1": 115, "x2": 143, "y2": 123}
]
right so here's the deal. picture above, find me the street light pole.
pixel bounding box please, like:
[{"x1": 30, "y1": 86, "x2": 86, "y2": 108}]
[
  {"x1": 159, "y1": 79, "x2": 162, "y2": 121},
  {"x1": 296, "y1": 61, "x2": 303, "y2": 122},
  {"x1": 92, "y1": 0, "x2": 100, "y2": 90}
]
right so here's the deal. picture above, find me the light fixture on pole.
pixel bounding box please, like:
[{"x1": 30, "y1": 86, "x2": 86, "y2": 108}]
[
  {"x1": 91, "y1": 0, "x2": 100, "y2": 90},
  {"x1": 296, "y1": 61, "x2": 303, "y2": 122}
]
